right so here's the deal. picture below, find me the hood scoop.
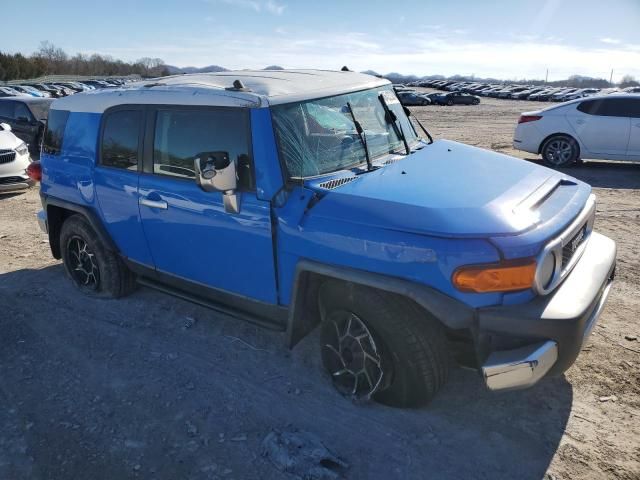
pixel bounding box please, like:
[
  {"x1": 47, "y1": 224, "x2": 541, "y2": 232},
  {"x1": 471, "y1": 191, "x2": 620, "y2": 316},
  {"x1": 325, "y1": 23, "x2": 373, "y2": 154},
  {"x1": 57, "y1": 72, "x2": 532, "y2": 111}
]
[{"x1": 318, "y1": 176, "x2": 357, "y2": 190}]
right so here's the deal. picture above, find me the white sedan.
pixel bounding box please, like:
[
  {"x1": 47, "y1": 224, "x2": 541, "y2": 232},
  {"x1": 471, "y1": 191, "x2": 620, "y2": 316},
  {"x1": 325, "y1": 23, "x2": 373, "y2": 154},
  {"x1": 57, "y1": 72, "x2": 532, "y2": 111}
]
[
  {"x1": 0, "y1": 123, "x2": 34, "y2": 193},
  {"x1": 513, "y1": 94, "x2": 640, "y2": 166}
]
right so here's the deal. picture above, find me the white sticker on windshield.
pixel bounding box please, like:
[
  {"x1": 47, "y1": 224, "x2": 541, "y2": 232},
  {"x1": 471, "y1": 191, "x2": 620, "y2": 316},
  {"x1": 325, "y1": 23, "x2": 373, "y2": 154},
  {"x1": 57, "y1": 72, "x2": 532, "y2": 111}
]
[{"x1": 381, "y1": 90, "x2": 400, "y2": 105}]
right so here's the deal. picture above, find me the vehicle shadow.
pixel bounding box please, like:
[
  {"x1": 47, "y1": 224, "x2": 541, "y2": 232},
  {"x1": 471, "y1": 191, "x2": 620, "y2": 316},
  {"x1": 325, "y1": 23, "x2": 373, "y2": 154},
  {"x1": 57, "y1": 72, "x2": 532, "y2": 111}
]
[
  {"x1": 0, "y1": 265, "x2": 572, "y2": 480},
  {"x1": 525, "y1": 158, "x2": 640, "y2": 189}
]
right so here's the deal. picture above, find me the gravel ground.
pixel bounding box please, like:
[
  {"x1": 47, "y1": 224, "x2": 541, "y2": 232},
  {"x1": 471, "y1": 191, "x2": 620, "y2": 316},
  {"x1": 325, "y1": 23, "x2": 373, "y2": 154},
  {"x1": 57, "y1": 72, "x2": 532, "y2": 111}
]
[{"x1": 0, "y1": 94, "x2": 639, "y2": 479}]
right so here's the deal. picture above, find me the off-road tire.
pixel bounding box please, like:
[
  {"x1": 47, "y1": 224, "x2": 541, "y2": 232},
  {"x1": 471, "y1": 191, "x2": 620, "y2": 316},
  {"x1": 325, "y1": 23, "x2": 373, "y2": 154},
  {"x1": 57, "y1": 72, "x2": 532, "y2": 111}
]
[
  {"x1": 60, "y1": 214, "x2": 137, "y2": 298},
  {"x1": 541, "y1": 135, "x2": 579, "y2": 167},
  {"x1": 319, "y1": 281, "x2": 450, "y2": 407}
]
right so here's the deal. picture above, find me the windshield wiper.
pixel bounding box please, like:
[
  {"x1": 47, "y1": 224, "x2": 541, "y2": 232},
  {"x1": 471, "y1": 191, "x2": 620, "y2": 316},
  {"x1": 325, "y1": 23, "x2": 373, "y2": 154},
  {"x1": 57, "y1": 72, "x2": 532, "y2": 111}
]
[
  {"x1": 346, "y1": 101, "x2": 373, "y2": 171},
  {"x1": 402, "y1": 105, "x2": 433, "y2": 144},
  {"x1": 378, "y1": 93, "x2": 410, "y2": 155}
]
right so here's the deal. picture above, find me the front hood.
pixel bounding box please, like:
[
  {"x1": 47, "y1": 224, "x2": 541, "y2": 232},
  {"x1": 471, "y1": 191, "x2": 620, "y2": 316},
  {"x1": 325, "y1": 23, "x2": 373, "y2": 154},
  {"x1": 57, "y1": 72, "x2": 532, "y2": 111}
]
[
  {"x1": 0, "y1": 130, "x2": 22, "y2": 150},
  {"x1": 306, "y1": 140, "x2": 590, "y2": 237}
]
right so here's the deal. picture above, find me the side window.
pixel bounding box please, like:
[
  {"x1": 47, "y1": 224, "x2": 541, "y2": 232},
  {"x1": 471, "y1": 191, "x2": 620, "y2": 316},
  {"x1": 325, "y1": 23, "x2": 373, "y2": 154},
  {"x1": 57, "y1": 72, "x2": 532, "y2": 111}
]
[
  {"x1": 578, "y1": 98, "x2": 630, "y2": 117},
  {"x1": 0, "y1": 101, "x2": 15, "y2": 119},
  {"x1": 627, "y1": 99, "x2": 640, "y2": 118},
  {"x1": 14, "y1": 102, "x2": 33, "y2": 122},
  {"x1": 101, "y1": 110, "x2": 140, "y2": 170},
  {"x1": 153, "y1": 109, "x2": 253, "y2": 189},
  {"x1": 42, "y1": 109, "x2": 70, "y2": 155}
]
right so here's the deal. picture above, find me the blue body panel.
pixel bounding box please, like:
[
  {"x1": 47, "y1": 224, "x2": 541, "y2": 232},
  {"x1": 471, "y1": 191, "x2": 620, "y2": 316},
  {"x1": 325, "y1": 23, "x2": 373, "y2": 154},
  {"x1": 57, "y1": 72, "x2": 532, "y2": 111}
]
[
  {"x1": 138, "y1": 175, "x2": 278, "y2": 304},
  {"x1": 250, "y1": 109, "x2": 284, "y2": 201},
  {"x1": 40, "y1": 104, "x2": 592, "y2": 314}
]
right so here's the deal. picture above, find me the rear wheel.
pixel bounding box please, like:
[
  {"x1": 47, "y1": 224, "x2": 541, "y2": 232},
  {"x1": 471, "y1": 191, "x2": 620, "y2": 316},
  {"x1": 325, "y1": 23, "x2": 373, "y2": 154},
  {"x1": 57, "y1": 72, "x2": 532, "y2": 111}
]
[
  {"x1": 541, "y1": 135, "x2": 579, "y2": 167},
  {"x1": 60, "y1": 215, "x2": 137, "y2": 298},
  {"x1": 446, "y1": 99, "x2": 454, "y2": 106},
  {"x1": 319, "y1": 281, "x2": 450, "y2": 407},
  {"x1": 472, "y1": 98, "x2": 480, "y2": 105}
]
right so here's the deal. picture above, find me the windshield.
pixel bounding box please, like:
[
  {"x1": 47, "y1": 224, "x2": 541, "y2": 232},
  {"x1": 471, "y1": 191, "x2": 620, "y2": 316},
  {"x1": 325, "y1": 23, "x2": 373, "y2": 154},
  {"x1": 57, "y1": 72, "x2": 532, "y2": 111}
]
[
  {"x1": 27, "y1": 99, "x2": 53, "y2": 120},
  {"x1": 271, "y1": 85, "x2": 419, "y2": 178}
]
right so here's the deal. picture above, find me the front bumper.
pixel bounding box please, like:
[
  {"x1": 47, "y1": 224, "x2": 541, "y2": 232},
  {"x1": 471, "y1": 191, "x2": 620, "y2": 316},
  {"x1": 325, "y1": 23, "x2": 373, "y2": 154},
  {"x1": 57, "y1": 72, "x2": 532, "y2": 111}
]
[
  {"x1": 478, "y1": 231, "x2": 616, "y2": 391},
  {"x1": 0, "y1": 177, "x2": 35, "y2": 193}
]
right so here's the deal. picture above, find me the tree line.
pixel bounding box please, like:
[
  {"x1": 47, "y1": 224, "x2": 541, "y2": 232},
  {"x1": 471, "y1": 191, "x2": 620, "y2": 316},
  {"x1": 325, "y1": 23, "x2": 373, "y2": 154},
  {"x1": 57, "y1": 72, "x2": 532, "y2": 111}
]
[{"x1": 0, "y1": 41, "x2": 169, "y2": 81}]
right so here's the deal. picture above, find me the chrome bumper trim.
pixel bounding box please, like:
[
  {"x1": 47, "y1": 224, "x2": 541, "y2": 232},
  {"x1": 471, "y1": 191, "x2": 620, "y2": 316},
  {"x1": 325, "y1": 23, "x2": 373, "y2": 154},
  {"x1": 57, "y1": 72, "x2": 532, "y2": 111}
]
[{"x1": 482, "y1": 340, "x2": 558, "y2": 391}]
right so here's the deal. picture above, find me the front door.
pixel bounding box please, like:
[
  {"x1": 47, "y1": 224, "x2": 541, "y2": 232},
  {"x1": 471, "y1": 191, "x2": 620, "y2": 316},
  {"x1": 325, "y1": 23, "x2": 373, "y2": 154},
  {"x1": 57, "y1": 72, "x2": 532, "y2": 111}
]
[{"x1": 138, "y1": 106, "x2": 278, "y2": 304}]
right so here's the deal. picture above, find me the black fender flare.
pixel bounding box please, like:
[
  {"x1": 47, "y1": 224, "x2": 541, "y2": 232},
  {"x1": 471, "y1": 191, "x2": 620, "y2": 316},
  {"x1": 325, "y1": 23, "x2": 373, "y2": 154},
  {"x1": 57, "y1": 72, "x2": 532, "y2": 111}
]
[
  {"x1": 286, "y1": 259, "x2": 475, "y2": 348},
  {"x1": 42, "y1": 194, "x2": 119, "y2": 259}
]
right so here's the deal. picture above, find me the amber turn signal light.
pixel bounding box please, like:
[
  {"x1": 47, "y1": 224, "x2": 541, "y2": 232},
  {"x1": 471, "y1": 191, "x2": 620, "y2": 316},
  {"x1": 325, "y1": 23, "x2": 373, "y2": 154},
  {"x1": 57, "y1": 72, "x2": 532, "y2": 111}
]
[{"x1": 452, "y1": 260, "x2": 537, "y2": 293}]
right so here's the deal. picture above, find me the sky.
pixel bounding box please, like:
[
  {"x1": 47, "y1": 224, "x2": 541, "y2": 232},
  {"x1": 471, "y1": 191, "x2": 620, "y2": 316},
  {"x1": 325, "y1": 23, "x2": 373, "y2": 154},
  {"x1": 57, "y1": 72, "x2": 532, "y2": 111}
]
[{"x1": 3, "y1": 0, "x2": 640, "y2": 81}]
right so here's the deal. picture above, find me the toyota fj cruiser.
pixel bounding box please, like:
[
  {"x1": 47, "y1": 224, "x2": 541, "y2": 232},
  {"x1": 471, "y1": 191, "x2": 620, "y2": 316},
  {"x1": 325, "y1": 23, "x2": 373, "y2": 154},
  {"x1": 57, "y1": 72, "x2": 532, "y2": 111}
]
[{"x1": 32, "y1": 70, "x2": 616, "y2": 407}]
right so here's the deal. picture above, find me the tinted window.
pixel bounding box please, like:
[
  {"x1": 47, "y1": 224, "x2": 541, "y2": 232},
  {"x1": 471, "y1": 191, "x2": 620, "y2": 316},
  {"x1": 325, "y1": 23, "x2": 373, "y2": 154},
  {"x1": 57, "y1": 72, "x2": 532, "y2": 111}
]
[
  {"x1": 101, "y1": 110, "x2": 140, "y2": 170},
  {"x1": 627, "y1": 99, "x2": 640, "y2": 118},
  {"x1": 0, "y1": 101, "x2": 15, "y2": 119},
  {"x1": 153, "y1": 109, "x2": 253, "y2": 188},
  {"x1": 27, "y1": 99, "x2": 53, "y2": 120},
  {"x1": 577, "y1": 98, "x2": 632, "y2": 117},
  {"x1": 43, "y1": 109, "x2": 70, "y2": 155},
  {"x1": 14, "y1": 102, "x2": 33, "y2": 121}
]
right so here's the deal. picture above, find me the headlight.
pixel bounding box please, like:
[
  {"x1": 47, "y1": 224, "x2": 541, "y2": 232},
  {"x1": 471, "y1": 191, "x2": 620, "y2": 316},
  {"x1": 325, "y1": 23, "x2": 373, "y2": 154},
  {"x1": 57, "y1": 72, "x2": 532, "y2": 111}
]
[
  {"x1": 15, "y1": 142, "x2": 29, "y2": 156},
  {"x1": 536, "y1": 251, "x2": 557, "y2": 290}
]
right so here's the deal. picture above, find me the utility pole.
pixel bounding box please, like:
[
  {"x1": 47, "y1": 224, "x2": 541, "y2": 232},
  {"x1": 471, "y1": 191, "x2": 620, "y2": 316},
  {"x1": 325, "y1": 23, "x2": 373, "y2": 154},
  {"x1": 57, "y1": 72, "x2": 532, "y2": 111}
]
[
  {"x1": 545, "y1": 69, "x2": 548, "y2": 83},
  {"x1": 610, "y1": 69, "x2": 614, "y2": 85}
]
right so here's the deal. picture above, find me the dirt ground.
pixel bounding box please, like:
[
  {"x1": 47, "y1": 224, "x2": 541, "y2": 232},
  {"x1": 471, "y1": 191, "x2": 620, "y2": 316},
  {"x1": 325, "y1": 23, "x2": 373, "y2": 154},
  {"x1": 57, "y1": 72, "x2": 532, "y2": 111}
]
[{"x1": 0, "y1": 94, "x2": 639, "y2": 480}]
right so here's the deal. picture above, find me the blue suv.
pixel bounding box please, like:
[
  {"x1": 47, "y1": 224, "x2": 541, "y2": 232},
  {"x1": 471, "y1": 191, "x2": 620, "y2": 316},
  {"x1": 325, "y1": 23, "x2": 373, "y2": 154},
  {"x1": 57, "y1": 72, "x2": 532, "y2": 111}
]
[{"x1": 33, "y1": 70, "x2": 616, "y2": 407}]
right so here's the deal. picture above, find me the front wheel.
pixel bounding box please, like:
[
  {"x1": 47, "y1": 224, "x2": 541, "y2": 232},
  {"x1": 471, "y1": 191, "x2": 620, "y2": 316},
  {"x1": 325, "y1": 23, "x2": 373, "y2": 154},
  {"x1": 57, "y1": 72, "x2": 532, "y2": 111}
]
[
  {"x1": 473, "y1": 99, "x2": 480, "y2": 105},
  {"x1": 541, "y1": 135, "x2": 579, "y2": 167},
  {"x1": 319, "y1": 281, "x2": 450, "y2": 407},
  {"x1": 60, "y1": 215, "x2": 137, "y2": 298}
]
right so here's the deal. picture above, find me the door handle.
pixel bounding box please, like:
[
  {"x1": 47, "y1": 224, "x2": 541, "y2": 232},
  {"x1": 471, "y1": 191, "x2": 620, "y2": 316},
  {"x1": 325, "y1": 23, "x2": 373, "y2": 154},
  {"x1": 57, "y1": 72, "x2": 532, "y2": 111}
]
[
  {"x1": 575, "y1": 119, "x2": 585, "y2": 125},
  {"x1": 139, "y1": 197, "x2": 168, "y2": 210},
  {"x1": 635, "y1": 123, "x2": 640, "y2": 128}
]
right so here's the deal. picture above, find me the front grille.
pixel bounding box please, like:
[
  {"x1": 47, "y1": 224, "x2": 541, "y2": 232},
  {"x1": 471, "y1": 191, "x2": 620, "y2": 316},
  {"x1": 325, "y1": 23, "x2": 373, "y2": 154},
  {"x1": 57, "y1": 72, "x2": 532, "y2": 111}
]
[
  {"x1": 561, "y1": 222, "x2": 587, "y2": 268},
  {"x1": 0, "y1": 176, "x2": 25, "y2": 185},
  {"x1": 318, "y1": 177, "x2": 357, "y2": 189},
  {"x1": 0, "y1": 149, "x2": 16, "y2": 164}
]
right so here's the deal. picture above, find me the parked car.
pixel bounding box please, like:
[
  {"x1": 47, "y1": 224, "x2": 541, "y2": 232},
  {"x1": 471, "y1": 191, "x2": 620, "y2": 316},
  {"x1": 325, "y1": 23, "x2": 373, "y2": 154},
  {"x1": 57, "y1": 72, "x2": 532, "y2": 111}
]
[
  {"x1": 559, "y1": 88, "x2": 600, "y2": 102},
  {"x1": 0, "y1": 122, "x2": 34, "y2": 193},
  {"x1": 534, "y1": 89, "x2": 563, "y2": 101},
  {"x1": 8, "y1": 85, "x2": 49, "y2": 98},
  {"x1": 23, "y1": 83, "x2": 64, "y2": 98},
  {"x1": 397, "y1": 91, "x2": 431, "y2": 105},
  {"x1": 31, "y1": 70, "x2": 616, "y2": 407},
  {"x1": 514, "y1": 94, "x2": 640, "y2": 166},
  {"x1": 432, "y1": 92, "x2": 480, "y2": 105},
  {"x1": 0, "y1": 86, "x2": 28, "y2": 98},
  {"x1": 511, "y1": 87, "x2": 545, "y2": 100},
  {"x1": 621, "y1": 86, "x2": 640, "y2": 94},
  {"x1": 0, "y1": 97, "x2": 53, "y2": 153}
]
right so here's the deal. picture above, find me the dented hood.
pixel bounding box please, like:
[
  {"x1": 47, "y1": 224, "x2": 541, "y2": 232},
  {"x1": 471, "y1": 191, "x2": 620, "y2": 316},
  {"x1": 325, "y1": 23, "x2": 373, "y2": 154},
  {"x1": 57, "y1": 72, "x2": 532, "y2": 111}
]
[{"x1": 306, "y1": 140, "x2": 591, "y2": 237}]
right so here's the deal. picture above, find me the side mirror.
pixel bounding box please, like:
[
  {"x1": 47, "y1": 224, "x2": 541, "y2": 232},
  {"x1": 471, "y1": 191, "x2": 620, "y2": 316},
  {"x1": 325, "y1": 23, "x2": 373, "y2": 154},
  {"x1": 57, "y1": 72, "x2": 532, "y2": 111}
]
[
  {"x1": 194, "y1": 151, "x2": 241, "y2": 213},
  {"x1": 0, "y1": 122, "x2": 11, "y2": 131},
  {"x1": 16, "y1": 116, "x2": 30, "y2": 124}
]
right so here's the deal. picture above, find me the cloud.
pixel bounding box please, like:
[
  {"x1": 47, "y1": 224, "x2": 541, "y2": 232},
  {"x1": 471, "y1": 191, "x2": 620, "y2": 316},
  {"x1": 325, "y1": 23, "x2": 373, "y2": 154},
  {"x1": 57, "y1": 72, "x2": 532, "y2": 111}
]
[
  {"x1": 90, "y1": 28, "x2": 640, "y2": 82},
  {"x1": 600, "y1": 37, "x2": 621, "y2": 45},
  {"x1": 215, "y1": 0, "x2": 285, "y2": 15}
]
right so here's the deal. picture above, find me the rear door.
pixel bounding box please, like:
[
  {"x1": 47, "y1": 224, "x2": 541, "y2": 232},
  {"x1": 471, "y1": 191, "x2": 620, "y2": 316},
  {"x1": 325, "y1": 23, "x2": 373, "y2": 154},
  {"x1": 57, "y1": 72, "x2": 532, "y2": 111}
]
[
  {"x1": 566, "y1": 98, "x2": 630, "y2": 158},
  {"x1": 94, "y1": 106, "x2": 154, "y2": 266},
  {"x1": 137, "y1": 106, "x2": 278, "y2": 304},
  {"x1": 626, "y1": 98, "x2": 640, "y2": 161}
]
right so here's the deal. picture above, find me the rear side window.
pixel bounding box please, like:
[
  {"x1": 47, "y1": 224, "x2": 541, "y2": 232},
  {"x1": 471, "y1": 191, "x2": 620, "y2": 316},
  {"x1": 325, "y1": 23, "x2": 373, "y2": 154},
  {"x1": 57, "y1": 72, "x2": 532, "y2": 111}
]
[
  {"x1": 577, "y1": 98, "x2": 632, "y2": 117},
  {"x1": 152, "y1": 109, "x2": 253, "y2": 189},
  {"x1": 0, "y1": 101, "x2": 15, "y2": 119},
  {"x1": 42, "y1": 109, "x2": 70, "y2": 155},
  {"x1": 101, "y1": 110, "x2": 141, "y2": 170}
]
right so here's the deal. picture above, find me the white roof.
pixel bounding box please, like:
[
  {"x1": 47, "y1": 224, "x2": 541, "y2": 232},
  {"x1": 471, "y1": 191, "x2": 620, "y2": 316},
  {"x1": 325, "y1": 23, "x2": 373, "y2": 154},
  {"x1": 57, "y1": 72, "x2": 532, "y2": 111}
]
[{"x1": 52, "y1": 69, "x2": 390, "y2": 113}]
